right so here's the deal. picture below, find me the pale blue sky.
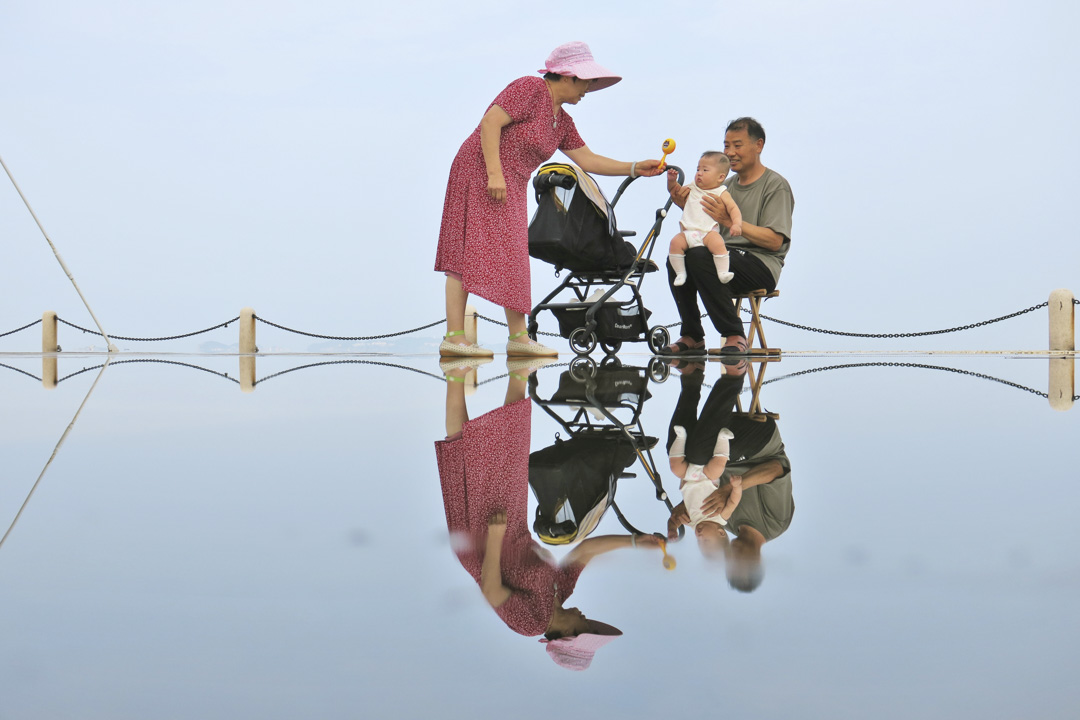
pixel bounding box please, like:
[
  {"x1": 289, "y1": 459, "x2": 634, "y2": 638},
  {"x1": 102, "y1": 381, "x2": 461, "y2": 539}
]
[{"x1": 3, "y1": 0, "x2": 1078, "y2": 352}]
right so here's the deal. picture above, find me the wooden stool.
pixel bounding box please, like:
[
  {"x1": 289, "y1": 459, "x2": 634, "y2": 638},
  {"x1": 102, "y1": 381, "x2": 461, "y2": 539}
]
[
  {"x1": 711, "y1": 355, "x2": 781, "y2": 422},
  {"x1": 738, "y1": 289, "x2": 780, "y2": 355}
]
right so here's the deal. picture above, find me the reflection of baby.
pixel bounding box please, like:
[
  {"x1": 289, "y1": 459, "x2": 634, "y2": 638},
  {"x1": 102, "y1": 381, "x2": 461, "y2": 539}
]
[
  {"x1": 669, "y1": 426, "x2": 743, "y2": 558},
  {"x1": 667, "y1": 152, "x2": 744, "y2": 286}
]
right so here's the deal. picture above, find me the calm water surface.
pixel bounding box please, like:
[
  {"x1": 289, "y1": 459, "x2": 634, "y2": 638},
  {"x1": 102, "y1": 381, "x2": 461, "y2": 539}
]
[{"x1": 1, "y1": 351, "x2": 1077, "y2": 720}]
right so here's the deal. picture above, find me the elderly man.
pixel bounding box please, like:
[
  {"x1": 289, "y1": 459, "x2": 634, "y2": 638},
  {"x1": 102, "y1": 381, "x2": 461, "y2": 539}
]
[{"x1": 661, "y1": 117, "x2": 794, "y2": 355}]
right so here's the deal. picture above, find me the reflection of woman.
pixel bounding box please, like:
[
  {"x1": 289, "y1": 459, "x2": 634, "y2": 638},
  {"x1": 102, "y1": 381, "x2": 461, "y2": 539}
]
[
  {"x1": 436, "y1": 362, "x2": 660, "y2": 670},
  {"x1": 435, "y1": 41, "x2": 662, "y2": 358}
]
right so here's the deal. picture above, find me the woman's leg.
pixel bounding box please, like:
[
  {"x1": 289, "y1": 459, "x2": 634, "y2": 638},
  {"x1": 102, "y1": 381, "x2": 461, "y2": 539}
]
[{"x1": 445, "y1": 276, "x2": 470, "y2": 346}]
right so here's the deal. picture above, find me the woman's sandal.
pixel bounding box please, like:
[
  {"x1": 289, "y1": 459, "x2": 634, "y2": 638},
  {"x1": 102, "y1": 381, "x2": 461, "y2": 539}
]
[
  {"x1": 439, "y1": 356, "x2": 492, "y2": 382},
  {"x1": 506, "y1": 330, "x2": 558, "y2": 357},
  {"x1": 439, "y1": 330, "x2": 494, "y2": 358}
]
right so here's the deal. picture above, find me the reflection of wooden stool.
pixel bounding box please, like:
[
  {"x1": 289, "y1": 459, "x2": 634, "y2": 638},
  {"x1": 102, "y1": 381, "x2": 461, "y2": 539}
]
[
  {"x1": 737, "y1": 289, "x2": 780, "y2": 355},
  {"x1": 712, "y1": 355, "x2": 781, "y2": 422}
]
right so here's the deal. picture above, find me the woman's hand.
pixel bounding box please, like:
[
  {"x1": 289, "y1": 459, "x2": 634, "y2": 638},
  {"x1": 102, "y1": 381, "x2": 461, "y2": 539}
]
[
  {"x1": 487, "y1": 172, "x2": 507, "y2": 203},
  {"x1": 634, "y1": 159, "x2": 663, "y2": 177},
  {"x1": 488, "y1": 509, "x2": 507, "y2": 534}
]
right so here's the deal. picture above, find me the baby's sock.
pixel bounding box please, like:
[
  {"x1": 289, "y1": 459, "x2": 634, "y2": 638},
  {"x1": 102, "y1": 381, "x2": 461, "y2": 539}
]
[
  {"x1": 670, "y1": 425, "x2": 687, "y2": 457},
  {"x1": 713, "y1": 253, "x2": 734, "y2": 283},
  {"x1": 713, "y1": 428, "x2": 734, "y2": 458},
  {"x1": 669, "y1": 254, "x2": 688, "y2": 286}
]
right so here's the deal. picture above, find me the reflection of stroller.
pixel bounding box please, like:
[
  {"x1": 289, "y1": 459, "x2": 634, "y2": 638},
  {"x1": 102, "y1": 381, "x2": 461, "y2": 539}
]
[
  {"x1": 527, "y1": 162, "x2": 683, "y2": 357},
  {"x1": 528, "y1": 363, "x2": 683, "y2": 544}
]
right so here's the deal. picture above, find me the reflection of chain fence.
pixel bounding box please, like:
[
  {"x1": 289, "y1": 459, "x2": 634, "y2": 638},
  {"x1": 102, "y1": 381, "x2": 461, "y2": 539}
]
[
  {"x1": 56, "y1": 359, "x2": 240, "y2": 385},
  {"x1": 754, "y1": 360, "x2": 1080, "y2": 401},
  {"x1": 254, "y1": 358, "x2": 446, "y2": 385},
  {"x1": 1, "y1": 362, "x2": 42, "y2": 382}
]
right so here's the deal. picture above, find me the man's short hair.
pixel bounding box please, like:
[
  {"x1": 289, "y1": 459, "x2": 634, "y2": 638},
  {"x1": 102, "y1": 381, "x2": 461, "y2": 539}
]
[
  {"x1": 700, "y1": 151, "x2": 731, "y2": 168},
  {"x1": 726, "y1": 117, "x2": 766, "y2": 145}
]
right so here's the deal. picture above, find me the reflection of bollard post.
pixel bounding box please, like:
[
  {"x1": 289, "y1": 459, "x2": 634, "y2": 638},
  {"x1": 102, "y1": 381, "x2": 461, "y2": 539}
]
[
  {"x1": 239, "y1": 307, "x2": 256, "y2": 393},
  {"x1": 464, "y1": 304, "x2": 478, "y2": 346},
  {"x1": 42, "y1": 310, "x2": 58, "y2": 390},
  {"x1": 463, "y1": 366, "x2": 479, "y2": 397},
  {"x1": 1048, "y1": 289, "x2": 1075, "y2": 411}
]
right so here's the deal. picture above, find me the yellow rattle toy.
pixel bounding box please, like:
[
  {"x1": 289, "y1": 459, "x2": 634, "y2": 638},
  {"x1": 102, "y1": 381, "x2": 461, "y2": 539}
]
[
  {"x1": 657, "y1": 535, "x2": 677, "y2": 571},
  {"x1": 659, "y1": 138, "x2": 676, "y2": 170}
]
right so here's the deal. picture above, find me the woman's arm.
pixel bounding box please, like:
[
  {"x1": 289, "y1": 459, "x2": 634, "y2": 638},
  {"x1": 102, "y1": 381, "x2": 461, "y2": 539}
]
[
  {"x1": 479, "y1": 105, "x2": 513, "y2": 203},
  {"x1": 562, "y1": 533, "x2": 661, "y2": 567},
  {"x1": 481, "y1": 511, "x2": 512, "y2": 608},
  {"x1": 562, "y1": 145, "x2": 662, "y2": 177}
]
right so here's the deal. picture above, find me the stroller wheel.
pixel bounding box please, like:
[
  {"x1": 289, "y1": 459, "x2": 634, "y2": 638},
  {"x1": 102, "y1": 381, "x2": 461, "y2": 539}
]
[
  {"x1": 647, "y1": 325, "x2": 671, "y2": 355},
  {"x1": 600, "y1": 340, "x2": 622, "y2": 355},
  {"x1": 569, "y1": 327, "x2": 597, "y2": 356},
  {"x1": 569, "y1": 355, "x2": 597, "y2": 381},
  {"x1": 600, "y1": 354, "x2": 622, "y2": 369},
  {"x1": 647, "y1": 356, "x2": 671, "y2": 383}
]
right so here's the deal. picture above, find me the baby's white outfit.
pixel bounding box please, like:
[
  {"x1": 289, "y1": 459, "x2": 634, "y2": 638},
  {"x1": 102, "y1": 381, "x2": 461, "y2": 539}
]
[
  {"x1": 680, "y1": 182, "x2": 727, "y2": 247},
  {"x1": 682, "y1": 477, "x2": 728, "y2": 529}
]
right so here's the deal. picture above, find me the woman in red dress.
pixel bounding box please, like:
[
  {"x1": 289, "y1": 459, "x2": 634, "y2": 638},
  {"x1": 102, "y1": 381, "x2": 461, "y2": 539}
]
[{"x1": 435, "y1": 41, "x2": 662, "y2": 358}]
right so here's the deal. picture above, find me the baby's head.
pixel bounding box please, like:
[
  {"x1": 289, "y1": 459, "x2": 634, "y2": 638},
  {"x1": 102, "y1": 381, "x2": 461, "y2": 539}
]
[
  {"x1": 695, "y1": 152, "x2": 731, "y2": 189},
  {"x1": 694, "y1": 520, "x2": 729, "y2": 562}
]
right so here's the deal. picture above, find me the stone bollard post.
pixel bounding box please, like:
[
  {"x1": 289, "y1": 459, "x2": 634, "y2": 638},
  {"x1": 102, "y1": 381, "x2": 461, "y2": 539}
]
[
  {"x1": 42, "y1": 310, "x2": 58, "y2": 389},
  {"x1": 1048, "y1": 290, "x2": 1075, "y2": 411},
  {"x1": 464, "y1": 304, "x2": 478, "y2": 346},
  {"x1": 239, "y1": 307, "x2": 256, "y2": 393}
]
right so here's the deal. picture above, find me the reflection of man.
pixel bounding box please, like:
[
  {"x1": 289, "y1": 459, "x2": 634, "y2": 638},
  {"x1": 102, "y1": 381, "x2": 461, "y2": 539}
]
[
  {"x1": 665, "y1": 360, "x2": 794, "y2": 591},
  {"x1": 663, "y1": 117, "x2": 794, "y2": 356}
]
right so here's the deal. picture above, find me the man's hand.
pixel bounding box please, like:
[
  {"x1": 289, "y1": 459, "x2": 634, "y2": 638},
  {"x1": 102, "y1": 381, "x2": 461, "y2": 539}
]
[
  {"x1": 701, "y1": 477, "x2": 744, "y2": 519},
  {"x1": 701, "y1": 191, "x2": 732, "y2": 229}
]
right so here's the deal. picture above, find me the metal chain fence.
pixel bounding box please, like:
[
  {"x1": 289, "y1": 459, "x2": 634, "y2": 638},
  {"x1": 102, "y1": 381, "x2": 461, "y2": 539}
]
[
  {"x1": 56, "y1": 316, "x2": 239, "y2": 342},
  {"x1": 253, "y1": 316, "x2": 446, "y2": 342},
  {"x1": 0, "y1": 319, "x2": 41, "y2": 338}
]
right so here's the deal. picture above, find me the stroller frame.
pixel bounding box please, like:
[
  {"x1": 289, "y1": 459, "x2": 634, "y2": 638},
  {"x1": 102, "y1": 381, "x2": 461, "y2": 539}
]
[{"x1": 527, "y1": 164, "x2": 685, "y2": 357}]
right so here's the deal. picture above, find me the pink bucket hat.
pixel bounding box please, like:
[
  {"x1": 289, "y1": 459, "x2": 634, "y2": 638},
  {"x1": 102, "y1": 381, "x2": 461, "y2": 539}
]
[
  {"x1": 539, "y1": 622, "x2": 622, "y2": 671},
  {"x1": 538, "y1": 41, "x2": 622, "y2": 92}
]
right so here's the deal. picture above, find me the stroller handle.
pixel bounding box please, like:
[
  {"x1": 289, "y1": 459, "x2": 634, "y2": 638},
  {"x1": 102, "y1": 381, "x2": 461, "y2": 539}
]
[{"x1": 533, "y1": 173, "x2": 576, "y2": 192}]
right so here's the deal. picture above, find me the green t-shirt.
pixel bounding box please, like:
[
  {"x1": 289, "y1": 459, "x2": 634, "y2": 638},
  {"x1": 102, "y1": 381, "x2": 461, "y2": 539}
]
[
  {"x1": 723, "y1": 424, "x2": 794, "y2": 541},
  {"x1": 720, "y1": 167, "x2": 794, "y2": 285}
]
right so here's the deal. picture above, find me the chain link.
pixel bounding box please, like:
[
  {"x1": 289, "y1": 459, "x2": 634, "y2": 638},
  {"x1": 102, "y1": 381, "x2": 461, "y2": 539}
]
[
  {"x1": 56, "y1": 359, "x2": 240, "y2": 384},
  {"x1": 0, "y1": 318, "x2": 42, "y2": 339},
  {"x1": 254, "y1": 315, "x2": 446, "y2": 342},
  {"x1": 57, "y1": 316, "x2": 239, "y2": 342},
  {"x1": 742, "y1": 302, "x2": 1050, "y2": 338},
  {"x1": 474, "y1": 313, "x2": 564, "y2": 338},
  {"x1": 0, "y1": 362, "x2": 42, "y2": 382}
]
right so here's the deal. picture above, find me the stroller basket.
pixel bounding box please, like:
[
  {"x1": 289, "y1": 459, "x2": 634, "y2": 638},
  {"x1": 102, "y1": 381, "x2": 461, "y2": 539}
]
[{"x1": 550, "y1": 302, "x2": 652, "y2": 342}]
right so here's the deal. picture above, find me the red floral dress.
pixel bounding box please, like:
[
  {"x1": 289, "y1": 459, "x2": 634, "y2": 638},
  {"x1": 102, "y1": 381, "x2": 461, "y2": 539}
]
[
  {"x1": 435, "y1": 76, "x2": 586, "y2": 316},
  {"x1": 435, "y1": 398, "x2": 583, "y2": 636}
]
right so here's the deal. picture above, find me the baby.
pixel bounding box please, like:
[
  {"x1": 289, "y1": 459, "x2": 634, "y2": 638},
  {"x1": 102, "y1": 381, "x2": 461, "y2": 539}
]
[
  {"x1": 668, "y1": 425, "x2": 743, "y2": 559},
  {"x1": 667, "y1": 152, "x2": 744, "y2": 286}
]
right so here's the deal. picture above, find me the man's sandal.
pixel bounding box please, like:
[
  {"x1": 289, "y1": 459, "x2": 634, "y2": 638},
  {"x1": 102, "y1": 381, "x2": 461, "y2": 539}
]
[
  {"x1": 657, "y1": 339, "x2": 706, "y2": 356},
  {"x1": 717, "y1": 336, "x2": 749, "y2": 355}
]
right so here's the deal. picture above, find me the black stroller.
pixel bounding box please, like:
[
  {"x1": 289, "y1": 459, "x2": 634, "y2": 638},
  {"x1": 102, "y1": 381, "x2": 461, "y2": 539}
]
[
  {"x1": 527, "y1": 162, "x2": 684, "y2": 357},
  {"x1": 528, "y1": 362, "x2": 683, "y2": 545}
]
